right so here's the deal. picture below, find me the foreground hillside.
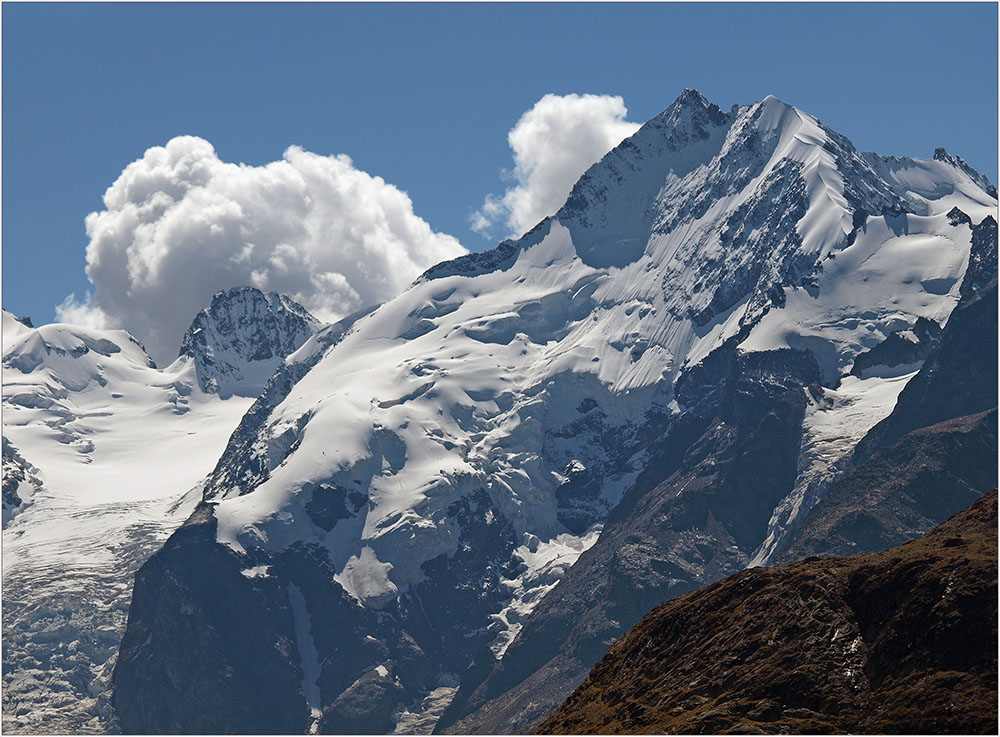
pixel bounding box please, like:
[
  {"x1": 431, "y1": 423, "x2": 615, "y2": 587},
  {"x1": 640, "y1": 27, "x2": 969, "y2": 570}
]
[{"x1": 539, "y1": 489, "x2": 998, "y2": 735}]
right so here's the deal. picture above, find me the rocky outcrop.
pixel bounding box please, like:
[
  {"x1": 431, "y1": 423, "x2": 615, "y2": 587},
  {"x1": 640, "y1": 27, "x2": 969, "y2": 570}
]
[
  {"x1": 539, "y1": 491, "x2": 998, "y2": 735},
  {"x1": 112, "y1": 505, "x2": 310, "y2": 734},
  {"x1": 854, "y1": 279, "x2": 997, "y2": 462},
  {"x1": 960, "y1": 214, "x2": 997, "y2": 301},
  {"x1": 179, "y1": 286, "x2": 322, "y2": 398},
  {"x1": 2, "y1": 437, "x2": 41, "y2": 527},
  {"x1": 848, "y1": 316, "x2": 941, "y2": 377}
]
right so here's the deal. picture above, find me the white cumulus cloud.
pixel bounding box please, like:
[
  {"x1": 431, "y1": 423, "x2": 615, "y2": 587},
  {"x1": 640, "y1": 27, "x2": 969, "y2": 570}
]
[
  {"x1": 472, "y1": 93, "x2": 641, "y2": 238},
  {"x1": 58, "y1": 136, "x2": 467, "y2": 365}
]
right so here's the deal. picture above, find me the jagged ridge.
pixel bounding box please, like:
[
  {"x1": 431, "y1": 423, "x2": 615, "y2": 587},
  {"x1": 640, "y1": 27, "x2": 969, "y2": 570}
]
[{"x1": 179, "y1": 286, "x2": 323, "y2": 398}]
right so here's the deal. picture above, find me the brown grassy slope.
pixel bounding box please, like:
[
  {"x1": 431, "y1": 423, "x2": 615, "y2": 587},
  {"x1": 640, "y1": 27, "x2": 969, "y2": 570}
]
[{"x1": 538, "y1": 490, "x2": 998, "y2": 735}]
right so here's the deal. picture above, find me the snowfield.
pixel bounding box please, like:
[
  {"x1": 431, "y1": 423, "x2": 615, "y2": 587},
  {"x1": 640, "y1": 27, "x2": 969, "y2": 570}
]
[{"x1": 1, "y1": 312, "x2": 259, "y2": 732}]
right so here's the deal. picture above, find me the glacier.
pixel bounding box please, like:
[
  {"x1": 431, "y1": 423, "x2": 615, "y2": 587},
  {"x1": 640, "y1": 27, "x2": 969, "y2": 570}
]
[{"x1": 1, "y1": 289, "x2": 322, "y2": 732}]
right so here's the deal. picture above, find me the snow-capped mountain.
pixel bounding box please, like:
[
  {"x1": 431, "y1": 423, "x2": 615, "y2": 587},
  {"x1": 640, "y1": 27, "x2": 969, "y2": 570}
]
[
  {"x1": 111, "y1": 90, "x2": 997, "y2": 734},
  {"x1": 180, "y1": 287, "x2": 323, "y2": 398},
  {"x1": 1, "y1": 288, "x2": 323, "y2": 733}
]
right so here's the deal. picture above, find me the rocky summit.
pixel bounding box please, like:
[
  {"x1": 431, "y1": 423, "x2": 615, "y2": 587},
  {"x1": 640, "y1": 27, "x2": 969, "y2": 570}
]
[{"x1": 179, "y1": 286, "x2": 324, "y2": 398}]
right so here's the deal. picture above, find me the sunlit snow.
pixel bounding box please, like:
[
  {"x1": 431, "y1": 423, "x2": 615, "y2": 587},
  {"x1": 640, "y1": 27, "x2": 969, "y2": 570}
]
[{"x1": 1, "y1": 316, "x2": 252, "y2": 732}]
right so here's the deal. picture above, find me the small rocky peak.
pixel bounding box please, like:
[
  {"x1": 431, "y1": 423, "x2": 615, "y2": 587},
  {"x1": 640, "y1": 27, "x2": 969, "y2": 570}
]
[
  {"x1": 675, "y1": 87, "x2": 711, "y2": 108},
  {"x1": 652, "y1": 87, "x2": 732, "y2": 133},
  {"x1": 947, "y1": 206, "x2": 973, "y2": 227},
  {"x1": 849, "y1": 316, "x2": 944, "y2": 378},
  {"x1": 934, "y1": 147, "x2": 998, "y2": 198},
  {"x1": 179, "y1": 286, "x2": 323, "y2": 398}
]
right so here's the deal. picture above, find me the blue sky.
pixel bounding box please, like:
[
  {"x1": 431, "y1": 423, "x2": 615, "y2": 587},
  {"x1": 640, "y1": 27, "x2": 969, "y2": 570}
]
[{"x1": 3, "y1": 2, "x2": 997, "y2": 329}]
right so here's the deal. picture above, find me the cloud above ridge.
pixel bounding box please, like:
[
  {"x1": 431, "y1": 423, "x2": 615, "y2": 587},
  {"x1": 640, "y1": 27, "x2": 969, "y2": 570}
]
[
  {"x1": 472, "y1": 93, "x2": 641, "y2": 238},
  {"x1": 58, "y1": 136, "x2": 467, "y2": 365}
]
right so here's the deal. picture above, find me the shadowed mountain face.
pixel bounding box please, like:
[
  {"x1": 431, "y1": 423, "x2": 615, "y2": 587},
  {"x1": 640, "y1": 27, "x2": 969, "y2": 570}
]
[
  {"x1": 779, "y1": 278, "x2": 998, "y2": 563},
  {"x1": 539, "y1": 490, "x2": 999, "y2": 735}
]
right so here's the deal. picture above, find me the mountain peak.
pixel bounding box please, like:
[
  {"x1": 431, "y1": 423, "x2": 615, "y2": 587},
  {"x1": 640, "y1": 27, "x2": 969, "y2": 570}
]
[
  {"x1": 653, "y1": 87, "x2": 730, "y2": 129},
  {"x1": 178, "y1": 286, "x2": 323, "y2": 398},
  {"x1": 109, "y1": 91, "x2": 997, "y2": 735},
  {"x1": 934, "y1": 147, "x2": 998, "y2": 197},
  {"x1": 675, "y1": 87, "x2": 710, "y2": 106}
]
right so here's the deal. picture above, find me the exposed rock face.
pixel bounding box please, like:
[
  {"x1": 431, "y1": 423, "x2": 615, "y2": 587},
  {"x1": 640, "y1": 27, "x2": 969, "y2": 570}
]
[
  {"x1": 436, "y1": 350, "x2": 820, "y2": 734},
  {"x1": 2, "y1": 437, "x2": 42, "y2": 526},
  {"x1": 112, "y1": 505, "x2": 310, "y2": 734},
  {"x1": 960, "y1": 214, "x2": 997, "y2": 301},
  {"x1": 179, "y1": 286, "x2": 323, "y2": 398},
  {"x1": 538, "y1": 491, "x2": 999, "y2": 735},
  {"x1": 848, "y1": 316, "x2": 941, "y2": 378}
]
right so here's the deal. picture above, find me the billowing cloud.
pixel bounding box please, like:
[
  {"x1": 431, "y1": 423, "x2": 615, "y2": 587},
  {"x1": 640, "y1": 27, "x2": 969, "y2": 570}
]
[
  {"x1": 58, "y1": 136, "x2": 467, "y2": 365},
  {"x1": 54, "y1": 293, "x2": 110, "y2": 330},
  {"x1": 472, "y1": 94, "x2": 641, "y2": 238}
]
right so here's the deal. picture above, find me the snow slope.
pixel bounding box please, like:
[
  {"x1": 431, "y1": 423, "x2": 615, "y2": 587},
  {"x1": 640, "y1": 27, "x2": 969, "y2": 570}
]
[
  {"x1": 747, "y1": 370, "x2": 920, "y2": 568},
  {"x1": 202, "y1": 90, "x2": 996, "y2": 663},
  {"x1": 0, "y1": 289, "x2": 319, "y2": 732}
]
